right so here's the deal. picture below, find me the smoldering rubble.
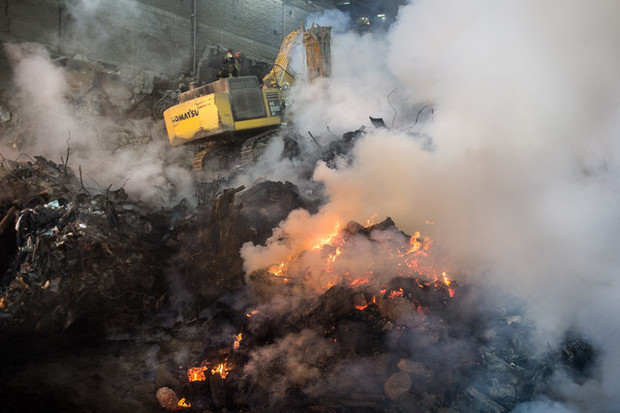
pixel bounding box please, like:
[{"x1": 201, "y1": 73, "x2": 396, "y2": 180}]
[{"x1": 0, "y1": 153, "x2": 597, "y2": 412}]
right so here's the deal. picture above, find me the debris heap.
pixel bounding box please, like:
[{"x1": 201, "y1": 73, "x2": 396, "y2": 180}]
[
  {"x1": 0, "y1": 155, "x2": 172, "y2": 337},
  {"x1": 0, "y1": 156, "x2": 597, "y2": 412}
]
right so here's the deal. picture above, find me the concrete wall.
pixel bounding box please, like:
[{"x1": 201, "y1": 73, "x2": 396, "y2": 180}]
[{"x1": 0, "y1": 0, "x2": 329, "y2": 77}]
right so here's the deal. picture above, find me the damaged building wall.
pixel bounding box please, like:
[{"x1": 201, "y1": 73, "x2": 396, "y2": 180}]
[{"x1": 0, "y1": 0, "x2": 331, "y2": 77}]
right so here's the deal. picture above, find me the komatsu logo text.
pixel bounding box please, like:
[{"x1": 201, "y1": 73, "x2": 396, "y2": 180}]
[{"x1": 171, "y1": 109, "x2": 199, "y2": 123}]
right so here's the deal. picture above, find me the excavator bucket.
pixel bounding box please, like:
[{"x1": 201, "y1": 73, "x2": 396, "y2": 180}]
[{"x1": 303, "y1": 24, "x2": 331, "y2": 82}]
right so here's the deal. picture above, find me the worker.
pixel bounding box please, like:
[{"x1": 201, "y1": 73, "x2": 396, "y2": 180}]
[
  {"x1": 234, "y1": 52, "x2": 242, "y2": 76},
  {"x1": 218, "y1": 49, "x2": 238, "y2": 78}
]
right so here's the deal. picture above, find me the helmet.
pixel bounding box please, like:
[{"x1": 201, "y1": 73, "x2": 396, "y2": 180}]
[{"x1": 235, "y1": 52, "x2": 241, "y2": 58}]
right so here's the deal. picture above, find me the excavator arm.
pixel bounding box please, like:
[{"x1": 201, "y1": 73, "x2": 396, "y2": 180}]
[
  {"x1": 262, "y1": 23, "x2": 332, "y2": 89},
  {"x1": 262, "y1": 28, "x2": 302, "y2": 89}
]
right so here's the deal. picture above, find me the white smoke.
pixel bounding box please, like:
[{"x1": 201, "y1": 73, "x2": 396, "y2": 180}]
[
  {"x1": 305, "y1": 8, "x2": 354, "y2": 34},
  {"x1": 242, "y1": 1, "x2": 620, "y2": 411},
  {"x1": 1, "y1": 42, "x2": 196, "y2": 206},
  {"x1": 66, "y1": 0, "x2": 183, "y2": 74},
  {"x1": 289, "y1": 28, "x2": 399, "y2": 137}
]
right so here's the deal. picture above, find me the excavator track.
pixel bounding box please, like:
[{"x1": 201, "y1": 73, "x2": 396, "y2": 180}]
[
  {"x1": 192, "y1": 142, "x2": 215, "y2": 172},
  {"x1": 193, "y1": 141, "x2": 236, "y2": 172},
  {"x1": 239, "y1": 129, "x2": 282, "y2": 168},
  {"x1": 192, "y1": 129, "x2": 282, "y2": 173}
]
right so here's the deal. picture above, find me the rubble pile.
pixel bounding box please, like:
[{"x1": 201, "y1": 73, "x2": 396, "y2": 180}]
[
  {"x1": 166, "y1": 180, "x2": 321, "y2": 321},
  {"x1": 0, "y1": 53, "x2": 192, "y2": 153},
  {"x1": 0, "y1": 153, "x2": 329, "y2": 412},
  {"x1": 0, "y1": 156, "x2": 321, "y2": 335},
  {"x1": 163, "y1": 219, "x2": 591, "y2": 413},
  {"x1": 0, "y1": 155, "x2": 172, "y2": 337},
  {"x1": 0, "y1": 157, "x2": 597, "y2": 412}
]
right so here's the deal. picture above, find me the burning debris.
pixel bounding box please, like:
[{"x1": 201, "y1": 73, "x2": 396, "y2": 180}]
[
  {"x1": 0, "y1": 153, "x2": 596, "y2": 412},
  {"x1": 0, "y1": 153, "x2": 599, "y2": 411},
  {"x1": 0, "y1": 48, "x2": 602, "y2": 410},
  {"x1": 160, "y1": 218, "x2": 595, "y2": 412}
]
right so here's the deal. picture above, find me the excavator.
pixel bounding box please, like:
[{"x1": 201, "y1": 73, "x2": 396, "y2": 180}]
[{"x1": 163, "y1": 23, "x2": 331, "y2": 172}]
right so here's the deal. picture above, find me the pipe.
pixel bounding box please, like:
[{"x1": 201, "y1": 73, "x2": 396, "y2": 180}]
[{"x1": 191, "y1": 0, "x2": 197, "y2": 77}]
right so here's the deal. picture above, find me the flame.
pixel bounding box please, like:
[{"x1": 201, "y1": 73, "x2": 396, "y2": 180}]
[
  {"x1": 187, "y1": 366, "x2": 207, "y2": 382},
  {"x1": 401, "y1": 232, "x2": 422, "y2": 255},
  {"x1": 212, "y1": 362, "x2": 232, "y2": 379},
  {"x1": 268, "y1": 261, "x2": 288, "y2": 277},
  {"x1": 246, "y1": 309, "x2": 258, "y2": 318},
  {"x1": 177, "y1": 398, "x2": 191, "y2": 408},
  {"x1": 188, "y1": 360, "x2": 233, "y2": 382},
  {"x1": 365, "y1": 213, "x2": 378, "y2": 227},
  {"x1": 442, "y1": 272, "x2": 456, "y2": 297},
  {"x1": 349, "y1": 276, "x2": 371, "y2": 288},
  {"x1": 233, "y1": 333, "x2": 243, "y2": 350},
  {"x1": 312, "y1": 221, "x2": 341, "y2": 250},
  {"x1": 389, "y1": 288, "x2": 404, "y2": 298},
  {"x1": 328, "y1": 245, "x2": 342, "y2": 263},
  {"x1": 266, "y1": 221, "x2": 345, "y2": 282},
  {"x1": 260, "y1": 218, "x2": 455, "y2": 305}
]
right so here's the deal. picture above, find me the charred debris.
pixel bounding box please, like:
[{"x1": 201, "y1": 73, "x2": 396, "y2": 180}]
[{"x1": 0, "y1": 153, "x2": 597, "y2": 412}]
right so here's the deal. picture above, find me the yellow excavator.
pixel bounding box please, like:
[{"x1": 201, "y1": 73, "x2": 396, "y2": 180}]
[{"x1": 163, "y1": 23, "x2": 331, "y2": 172}]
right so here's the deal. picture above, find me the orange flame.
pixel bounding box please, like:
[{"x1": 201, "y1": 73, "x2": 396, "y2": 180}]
[
  {"x1": 389, "y1": 288, "x2": 404, "y2": 298},
  {"x1": 354, "y1": 293, "x2": 378, "y2": 311},
  {"x1": 268, "y1": 261, "x2": 287, "y2": 277},
  {"x1": 177, "y1": 398, "x2": 191, "y2": 408},
  {"x1": 187, "y1": 366, "x2": 207, "y2": 382},
  {"x1": 365, "y1": 213, "x2": 378, "y2": 227},
  {"x1": 441, "y1": 272, "x2": 456, "y2": 297},
  {"x1": 312, "y1": 221, "x2": 341, "y2": 250},
  {"x1": 262, "y1": 218, "x2": 454, "y2": 302},
  {"x1": 349, "y1": 276, "x2": 371, "y2": 288},
  {"x1": 211, "y1": 362, "x2": 232, "y2": 379},
  {"x1": 233, "y1": 333, "x2": 243, "y2": 350},
  {"x1": 328, "y1": 245, "x2": 342, "y2": 263}
]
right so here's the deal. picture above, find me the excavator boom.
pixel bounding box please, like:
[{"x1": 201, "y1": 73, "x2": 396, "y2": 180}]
[
  {"x1": 262, "y1": 28, "x2": 302, "y2": 90},
  {"x1": 262, "y1": 23, "x2": 332, "y2": 88}
]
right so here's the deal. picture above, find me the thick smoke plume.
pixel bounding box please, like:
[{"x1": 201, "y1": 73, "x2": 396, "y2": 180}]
[
  {"x1": 242, "y1": 1, "x2": 620, "y2": 411},
  {"x1": 1, "y1": 42, "x2": 195, "y2": 206}
]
